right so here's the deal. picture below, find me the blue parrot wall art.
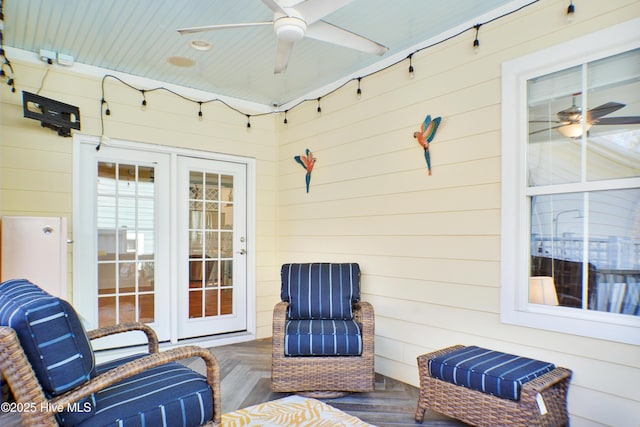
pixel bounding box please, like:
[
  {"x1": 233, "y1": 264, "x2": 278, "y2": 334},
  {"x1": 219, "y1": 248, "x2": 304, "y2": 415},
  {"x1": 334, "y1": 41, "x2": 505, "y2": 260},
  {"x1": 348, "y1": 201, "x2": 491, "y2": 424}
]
[
  {"x1": 294, "y1": 148, "x2": 316, "y2": 193},
  {"x1": 413, "y1": 115, "x2": 441, "y2": 175}
]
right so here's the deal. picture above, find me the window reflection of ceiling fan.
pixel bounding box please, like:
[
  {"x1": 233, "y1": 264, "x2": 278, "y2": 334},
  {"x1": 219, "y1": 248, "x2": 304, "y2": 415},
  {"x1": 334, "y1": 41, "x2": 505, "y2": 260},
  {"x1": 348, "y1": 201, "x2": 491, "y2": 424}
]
[
  {"x1": 529, "y1": 94, "x2": 640, "y2": 138},
  {"x1": 177, "y1": 0, "x2": 388, "y2": 74}
]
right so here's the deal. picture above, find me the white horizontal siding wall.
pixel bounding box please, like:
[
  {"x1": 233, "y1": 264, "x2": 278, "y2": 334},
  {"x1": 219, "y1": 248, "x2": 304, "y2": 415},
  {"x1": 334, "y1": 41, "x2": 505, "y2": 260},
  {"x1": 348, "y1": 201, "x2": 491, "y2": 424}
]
[
  {"x1": 0, "y1": 58, "x2": 279, "y2": 337},
  {"x1": 277, "y1": 1, "x2": 640, "y2": 426}
]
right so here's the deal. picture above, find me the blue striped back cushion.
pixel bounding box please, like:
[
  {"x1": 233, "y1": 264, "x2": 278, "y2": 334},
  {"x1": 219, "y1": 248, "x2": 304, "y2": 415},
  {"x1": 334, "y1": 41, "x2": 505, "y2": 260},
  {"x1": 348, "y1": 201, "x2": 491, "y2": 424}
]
[
  {"x1": 284, "y1": 319, "x2": 363, "y2": 356},
  {"x1": 429, "y1": 346, "x2": 556, "y2": 401},
  {"x1": 0, "y1": 279, "x2": 96, "y2": 397},
  {"x1": 281, "y1": 263, "x2": 360, "y2": 320}
]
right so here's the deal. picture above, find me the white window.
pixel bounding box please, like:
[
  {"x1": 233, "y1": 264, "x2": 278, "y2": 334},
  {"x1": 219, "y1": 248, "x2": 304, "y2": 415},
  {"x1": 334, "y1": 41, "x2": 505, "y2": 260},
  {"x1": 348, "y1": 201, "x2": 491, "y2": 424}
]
[{"x1": 501, "y1": 18, "x2": 640, "y2": 345}]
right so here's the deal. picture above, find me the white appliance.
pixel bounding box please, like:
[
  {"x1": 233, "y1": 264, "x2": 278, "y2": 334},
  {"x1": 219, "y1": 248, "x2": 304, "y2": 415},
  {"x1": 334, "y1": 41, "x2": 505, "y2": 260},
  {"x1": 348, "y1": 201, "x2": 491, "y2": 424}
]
[{"x1": 1, "y1": 216, "x2": 68, "y2": 298}]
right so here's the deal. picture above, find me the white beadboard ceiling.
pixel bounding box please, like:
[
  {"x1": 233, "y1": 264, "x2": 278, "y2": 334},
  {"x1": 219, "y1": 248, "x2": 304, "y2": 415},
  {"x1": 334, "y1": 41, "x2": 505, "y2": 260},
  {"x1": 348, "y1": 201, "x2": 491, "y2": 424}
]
[{"x1": 4, "y1": 0, "x2": 531, "y2": 108}]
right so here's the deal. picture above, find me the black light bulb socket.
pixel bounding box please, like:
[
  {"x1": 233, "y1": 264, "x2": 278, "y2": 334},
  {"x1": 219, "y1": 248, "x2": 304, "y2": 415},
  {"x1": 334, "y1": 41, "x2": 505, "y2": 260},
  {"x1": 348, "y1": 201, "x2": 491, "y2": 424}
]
[
  {"x1": 567, "y1": 3, "x2": 575, "y2": 15},
  {"x1": 246, "y1": 115, "x2": 251, "y2": 128},
  {"x1": 284, "y1": 110, "x2": 288, "y2": 124},
  {"x1": 317, "y1": 98, "x2": 322, "y2": 113},
  {"x1": 473, "y1": 38, "x2": 480, "y2": 48}
]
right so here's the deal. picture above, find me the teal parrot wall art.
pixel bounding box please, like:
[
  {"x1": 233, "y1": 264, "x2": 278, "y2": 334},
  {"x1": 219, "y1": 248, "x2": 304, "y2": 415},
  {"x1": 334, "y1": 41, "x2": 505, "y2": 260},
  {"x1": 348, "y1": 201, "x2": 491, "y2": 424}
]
[
  {"x1": 294, "y1": 149, "x2": 316, "y2": 193},
  {"x1": 413, "y1": 115, "x2": 441, "y2": 175}
]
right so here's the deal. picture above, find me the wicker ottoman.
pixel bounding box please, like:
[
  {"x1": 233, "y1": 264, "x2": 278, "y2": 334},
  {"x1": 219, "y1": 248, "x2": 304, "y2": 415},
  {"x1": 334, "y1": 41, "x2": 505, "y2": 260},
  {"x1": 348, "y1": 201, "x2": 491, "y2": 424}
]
[{"x1": 415, "y1": 345, "x2": 572, "y2": 427}]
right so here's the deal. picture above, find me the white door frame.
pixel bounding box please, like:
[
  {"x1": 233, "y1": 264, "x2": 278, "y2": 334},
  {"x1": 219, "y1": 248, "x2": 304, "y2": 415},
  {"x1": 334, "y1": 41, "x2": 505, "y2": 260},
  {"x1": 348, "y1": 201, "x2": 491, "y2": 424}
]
[{"x1": 73, "y1": 135, "x2": 256, "y2": 348}]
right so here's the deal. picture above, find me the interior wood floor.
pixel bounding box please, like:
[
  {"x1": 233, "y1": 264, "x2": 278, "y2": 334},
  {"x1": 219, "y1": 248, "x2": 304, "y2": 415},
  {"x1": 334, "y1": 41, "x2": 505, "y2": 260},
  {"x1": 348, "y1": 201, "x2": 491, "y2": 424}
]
[
  {"x1": 192, "y1": 337, "x2": 470, "y2": 427},
  {"x1": 1, "y1": 338, "x2": 469, "y2": 427}
]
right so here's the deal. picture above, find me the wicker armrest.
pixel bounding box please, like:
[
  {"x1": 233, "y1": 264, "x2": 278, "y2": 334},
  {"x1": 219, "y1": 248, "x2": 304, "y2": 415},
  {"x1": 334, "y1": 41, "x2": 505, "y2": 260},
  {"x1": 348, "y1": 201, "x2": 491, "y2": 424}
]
[
  {"x1": 50, "y1": 345, "x2": 221, "y2": 424},
  {"x1": 523, "y1": 367, "x2": 572, "y2": 392},
  {"x1": 87, "y1": 322, "x2": 159, "y2": 353},
  {"x1": 272, "y1": 301, "x2": 289, "y2": 358}
]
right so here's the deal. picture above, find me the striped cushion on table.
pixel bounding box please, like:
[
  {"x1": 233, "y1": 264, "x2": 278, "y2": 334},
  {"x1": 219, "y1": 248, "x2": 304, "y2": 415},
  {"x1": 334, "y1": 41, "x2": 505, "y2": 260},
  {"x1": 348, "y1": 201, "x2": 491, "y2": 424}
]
[
  {"x1": 281, "y1": 263, "x2": 360, "y2": 320},
  {"x1": 429, "y1": 346, "x2": 556, "y2": 401},
  {"x1": 284, "y1": 319, "x2": 363, "y2": 356}
]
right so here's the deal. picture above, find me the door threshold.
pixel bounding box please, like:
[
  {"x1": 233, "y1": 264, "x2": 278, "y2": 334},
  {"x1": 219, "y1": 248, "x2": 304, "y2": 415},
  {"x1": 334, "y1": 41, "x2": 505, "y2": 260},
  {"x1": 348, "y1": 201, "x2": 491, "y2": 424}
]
[{"x1": 94, "y1": 331, "x2": 256, "y2": 364}]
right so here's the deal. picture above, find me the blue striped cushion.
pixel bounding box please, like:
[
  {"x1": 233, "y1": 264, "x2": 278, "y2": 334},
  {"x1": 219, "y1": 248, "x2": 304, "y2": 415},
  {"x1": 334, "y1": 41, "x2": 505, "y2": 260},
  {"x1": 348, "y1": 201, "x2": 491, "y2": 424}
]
[
  {"x1": 281, "y1": 263, "x2": 360, "y2": 320},
  {"x1": 429, "y1": 346, "x2": 556, "y2": 401},
  {"x1": 73, "y1": 359, "x2": 214, "y2": 427},
  {"x1": 0, "y1": 279, "x2": 96, "y2": 396},
  {"x1": 284, "y1": 319, "x2": 363, "y2": 356}
]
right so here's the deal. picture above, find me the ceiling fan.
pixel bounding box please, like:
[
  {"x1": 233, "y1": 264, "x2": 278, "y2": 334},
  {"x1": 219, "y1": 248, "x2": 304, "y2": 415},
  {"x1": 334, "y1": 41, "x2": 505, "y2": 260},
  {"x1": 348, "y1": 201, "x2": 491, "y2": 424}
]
[
  {"x1": 529, "y1": 94, "x2": 640, "y2": 138},
  {"x1": 177, "y1": 0, "x2": 388, "y2": 74}
]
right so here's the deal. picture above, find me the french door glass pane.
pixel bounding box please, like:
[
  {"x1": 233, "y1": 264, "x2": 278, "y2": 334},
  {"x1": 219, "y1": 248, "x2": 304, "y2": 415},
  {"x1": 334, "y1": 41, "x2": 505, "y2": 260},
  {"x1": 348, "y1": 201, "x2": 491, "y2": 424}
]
[
  {"x1": 97, "y1": 162, "x2": 156, "y2": 327},
  {"x1": 188, "y1": 171, "x2": 234, "y2": 319}
]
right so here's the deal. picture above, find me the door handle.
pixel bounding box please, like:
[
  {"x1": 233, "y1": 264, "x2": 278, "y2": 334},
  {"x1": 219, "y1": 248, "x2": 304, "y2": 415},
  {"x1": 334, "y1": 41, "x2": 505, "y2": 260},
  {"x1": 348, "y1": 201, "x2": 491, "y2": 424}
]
[{"x1": 238, "y1": 249, "x2": 247, "y2": 255}]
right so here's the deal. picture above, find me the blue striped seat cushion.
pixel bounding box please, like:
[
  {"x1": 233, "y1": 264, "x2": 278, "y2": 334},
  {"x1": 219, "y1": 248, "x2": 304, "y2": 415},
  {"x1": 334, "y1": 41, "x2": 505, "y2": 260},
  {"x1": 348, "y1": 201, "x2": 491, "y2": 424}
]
[
  {"x1": 284, "y1": 319, "x2": 363, "y2": 356},
  {"x1": 281, "y1": 263, "x2": 360, "y2": 320},
  {"x1": 429, "y1": 346, "x2": 556, "y2": 401},
  {"x1": 0, "y1": 279, "x2": 96, "y2": 395},
  {"x1": 71, "y1": 354, "x2": 214, "y2": 427}
]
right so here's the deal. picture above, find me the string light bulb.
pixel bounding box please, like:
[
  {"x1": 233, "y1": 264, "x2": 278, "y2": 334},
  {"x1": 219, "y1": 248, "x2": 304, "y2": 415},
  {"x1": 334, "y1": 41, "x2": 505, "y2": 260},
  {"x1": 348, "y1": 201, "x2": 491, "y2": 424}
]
[
  {"x1": 356, "y1": 78, "x2": 362, "y2": 99},
  {"x1": 197, "y1": 102, "x2": 203, "y2": 121},
  {"x1": 408, "y1": 54, "x2": 415, "y2": 79},
  {"x1": 140, "y1": 90, "x2": 147, "y2": 110},
  {"x1": 317, "y1": 97, "x2": 322, "y2": 113},
  {"x1": 246, "y1": 115, "x2": 251, "y2": 128},
  {"x1": 283, "y1": 110, "x2": 288, "y2": 124},
  {"x1": 473, "y1": 24, "x2": 481, "y2": 52},
  {"x1": 566, "y1": 1, "x2": 575, "y2": 22},
  {"x1": 101, "y1": 98, "x2": 111, "y2": 116}
]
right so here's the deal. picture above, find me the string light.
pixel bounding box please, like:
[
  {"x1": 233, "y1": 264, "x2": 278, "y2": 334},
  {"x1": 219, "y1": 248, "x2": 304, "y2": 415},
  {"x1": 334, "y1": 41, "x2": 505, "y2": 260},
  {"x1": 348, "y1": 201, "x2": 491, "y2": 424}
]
[
  {"x1": 101, "y1": 98, "x2": 111, "y2": 116},
  {"x1": 140, "y1": 89, "x2": 147, "y2": 110},
  {"x1": 566, "y1": 1, "x2": 575, "y2": 22},
  {"x1": 0, "y1": 1, "x2": 16, "y2": 93},
  {"x1": 473, "y1": 24, "x2": 481, "y2": 53},
  {"x1": 97, "y1": 3, "x2": 538, "y2": 133},
  {"x1": 408, "y1": 54, "x2": 415, "y2": 79}
]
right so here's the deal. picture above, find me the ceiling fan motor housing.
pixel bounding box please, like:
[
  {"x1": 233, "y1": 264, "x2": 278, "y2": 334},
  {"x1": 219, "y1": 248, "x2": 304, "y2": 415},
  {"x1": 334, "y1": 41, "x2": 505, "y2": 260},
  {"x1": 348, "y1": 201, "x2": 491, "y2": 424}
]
[{"x1": 274, "y1": 16, "x2": 307, "y2": 42}]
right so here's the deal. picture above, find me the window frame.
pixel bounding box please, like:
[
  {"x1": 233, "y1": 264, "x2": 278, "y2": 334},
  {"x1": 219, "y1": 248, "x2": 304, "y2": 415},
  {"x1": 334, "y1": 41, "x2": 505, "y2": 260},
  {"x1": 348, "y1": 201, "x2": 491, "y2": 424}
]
[{"x1": 500, "y1": 18, "x2": 640, "y2": 345}]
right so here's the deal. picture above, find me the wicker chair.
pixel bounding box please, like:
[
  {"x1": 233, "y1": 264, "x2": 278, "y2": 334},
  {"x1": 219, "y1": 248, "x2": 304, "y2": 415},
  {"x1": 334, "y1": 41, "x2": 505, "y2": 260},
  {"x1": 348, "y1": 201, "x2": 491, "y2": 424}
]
[
  {"x1": 0, "y1": 279, "x2": 221, "y2": 427},
  {"x1": 271, "y1": 263, "x2": 375, "y2": 396}
]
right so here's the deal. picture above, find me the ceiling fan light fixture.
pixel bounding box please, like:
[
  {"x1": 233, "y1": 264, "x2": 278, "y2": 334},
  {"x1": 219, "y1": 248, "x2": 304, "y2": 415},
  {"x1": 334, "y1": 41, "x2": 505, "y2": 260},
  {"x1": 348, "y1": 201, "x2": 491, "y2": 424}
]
[
  {"x1": 274, "y1": 17, "x2": 307, "y2": 42},
  {"x1": 557, "y1": 122, "x2": 592, "y2": 138},
  {"x1": 190, "y1": 40, "x2": 212, "y2": 51}
]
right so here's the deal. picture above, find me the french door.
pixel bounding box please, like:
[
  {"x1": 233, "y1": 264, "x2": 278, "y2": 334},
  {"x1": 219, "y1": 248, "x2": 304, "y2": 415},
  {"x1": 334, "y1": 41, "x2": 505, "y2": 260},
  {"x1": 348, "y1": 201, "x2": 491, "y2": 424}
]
[
  {"x1": 74, "y1": 137, "x2": 250, "y2": 349},
  {"x1": 177, "y1": 156, "x2": 247, "y2": 339}
]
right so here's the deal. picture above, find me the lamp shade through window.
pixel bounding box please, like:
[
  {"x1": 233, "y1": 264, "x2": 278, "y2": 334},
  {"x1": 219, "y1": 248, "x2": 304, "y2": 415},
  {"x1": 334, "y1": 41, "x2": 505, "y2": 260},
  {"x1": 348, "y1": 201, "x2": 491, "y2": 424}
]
[{"x1": 529, "y1": 276, "x2": 559, "y2": 305}]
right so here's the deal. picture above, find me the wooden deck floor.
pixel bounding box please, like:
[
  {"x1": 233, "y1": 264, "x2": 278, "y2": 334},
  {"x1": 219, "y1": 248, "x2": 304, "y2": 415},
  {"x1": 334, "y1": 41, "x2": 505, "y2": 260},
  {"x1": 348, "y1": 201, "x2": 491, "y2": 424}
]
[
  {"x1": 1, "y1": 337, "x2": 469, "y2": 426},
  {"x1": 197, "y1": 337, "x2": 469, "y2": 427}
]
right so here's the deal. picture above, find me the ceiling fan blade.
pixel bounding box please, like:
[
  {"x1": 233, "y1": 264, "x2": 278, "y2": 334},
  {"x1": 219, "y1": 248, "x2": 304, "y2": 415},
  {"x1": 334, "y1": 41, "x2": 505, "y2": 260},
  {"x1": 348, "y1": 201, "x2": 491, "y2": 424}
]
[
  {"x1": 295, "y1": 0, "x2": 355, "y2": 24},
  {"x1": 274, "y1": 38, "x2": 295, "y2": 74},
  {"x1": 305, "y1": 21, "x2": 388, "y2": 55},
  {"x1": 261, "y1": 0, "x2": 287, "y2": 15},
  {"x1": 587, "y1": 102, "x2": 625, "y2": 121},
  {"x1": 177, "y1": 22, "x2": 273, "y2": 35},
  {"x1": 594, "y1": 116, "x2": 640, "y2": 125}
]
